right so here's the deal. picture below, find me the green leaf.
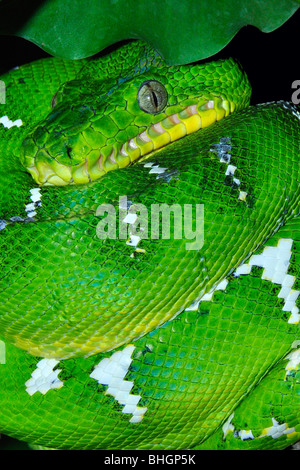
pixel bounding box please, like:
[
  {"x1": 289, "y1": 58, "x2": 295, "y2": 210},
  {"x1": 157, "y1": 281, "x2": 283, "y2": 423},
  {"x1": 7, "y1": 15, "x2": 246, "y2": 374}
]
[{"x1": 0, "y1": 0, "x2": 299, "y2": 64}]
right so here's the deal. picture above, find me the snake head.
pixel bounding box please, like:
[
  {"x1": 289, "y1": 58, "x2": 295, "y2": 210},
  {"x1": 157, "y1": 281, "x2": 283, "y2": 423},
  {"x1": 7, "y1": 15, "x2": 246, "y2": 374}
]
[{"x1": 20, "y1": 41, "x2": 251, "y2": 186}]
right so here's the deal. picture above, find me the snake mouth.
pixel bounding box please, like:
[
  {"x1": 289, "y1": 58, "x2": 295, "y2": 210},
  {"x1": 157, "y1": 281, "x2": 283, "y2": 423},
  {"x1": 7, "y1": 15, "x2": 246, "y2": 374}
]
[{"x1": 25, "y1": 96, "x2": 233, "y2": 186}]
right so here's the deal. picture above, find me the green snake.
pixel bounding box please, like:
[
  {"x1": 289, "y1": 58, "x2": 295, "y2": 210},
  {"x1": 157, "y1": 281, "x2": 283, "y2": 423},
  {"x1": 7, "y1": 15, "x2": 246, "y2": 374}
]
[{"x1": 0, "y1": 40, "x2": 299, "y2": 450}]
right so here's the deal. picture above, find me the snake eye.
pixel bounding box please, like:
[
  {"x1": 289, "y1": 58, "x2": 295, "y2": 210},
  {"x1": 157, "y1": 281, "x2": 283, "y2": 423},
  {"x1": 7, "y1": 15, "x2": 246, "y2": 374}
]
[
  {"x1": 51, "y1": 92, "x2": 58, "y2": 109},
  {"x1": 137, "y1": 80, "x2": 168, "y2": 114}
]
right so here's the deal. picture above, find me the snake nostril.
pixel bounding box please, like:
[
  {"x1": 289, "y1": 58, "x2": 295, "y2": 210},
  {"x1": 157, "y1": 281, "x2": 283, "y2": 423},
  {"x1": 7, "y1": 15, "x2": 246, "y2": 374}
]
[
  {"x1": 51, "y1": 92, "x2": 57, "y2": 109},
  {"x1": 66, "y1": 146, "x2": 72, "y2": 159}
]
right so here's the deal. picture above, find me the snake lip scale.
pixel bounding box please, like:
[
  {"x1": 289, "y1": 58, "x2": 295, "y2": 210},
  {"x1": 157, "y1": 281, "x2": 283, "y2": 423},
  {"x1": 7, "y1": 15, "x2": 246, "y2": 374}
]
[{"x1": 23, "y1": 97, "x2": 232, "y2": 187}]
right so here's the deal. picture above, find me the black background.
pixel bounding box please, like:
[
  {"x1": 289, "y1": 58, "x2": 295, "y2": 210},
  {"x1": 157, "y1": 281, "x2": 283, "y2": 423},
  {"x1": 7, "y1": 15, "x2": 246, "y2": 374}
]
[{"x1": 0, "y1": 8, "x2": 299, "y2": 105}]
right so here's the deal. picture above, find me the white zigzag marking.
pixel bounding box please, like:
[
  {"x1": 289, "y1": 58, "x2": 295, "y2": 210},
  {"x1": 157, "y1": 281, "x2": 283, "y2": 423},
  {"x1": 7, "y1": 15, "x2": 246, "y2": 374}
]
[
  {"x1": 185, "y1": 278, "x2": 229, "y2": 311},
  {"x1": 0, "y1": 115, "x2": 22, "y2": 129},
  {"x1": 284, "y1": 345, "x2": 300, "y2": 380},
  {"x1": 210, "y1": 136, "x2": 247, "y2": 201},
  {"x1": 25, "y1": 188, "x2": 42, "y2": 218},
  {"x1": 259, "y1": 418, "x2": 295, "y2": 439},
  {"x1": 234, "y1": 238, "x2": 299, "y2": 324},
  {"x1": 25, "y1": 359, "x2": 63, "y2": 396},
  {"x1": 90, "y1": 345, "x2": 147, "y2": 423}
]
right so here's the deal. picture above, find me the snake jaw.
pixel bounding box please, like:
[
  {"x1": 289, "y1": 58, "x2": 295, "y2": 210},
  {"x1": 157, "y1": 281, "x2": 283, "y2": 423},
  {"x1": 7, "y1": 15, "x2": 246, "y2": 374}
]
[
  {"x1": 23, "y1": 95, "x2": 233, "y2": 186},
  {"x1": 97, "y1": 96, "x2": 232, "y2": 178}
]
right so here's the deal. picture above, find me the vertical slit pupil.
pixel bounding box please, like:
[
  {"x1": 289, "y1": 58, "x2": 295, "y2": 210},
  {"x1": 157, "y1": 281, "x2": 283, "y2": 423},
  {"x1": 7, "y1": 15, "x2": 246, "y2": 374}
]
[
  {"x1": 66, "y1": 147, "x2": 72, "y2": 159},
  {"x1": 138, "y1": 80, "x2": 167, "y2": 114},
  {"x1": 151, "y1": 90, "x2": 159, "y2": 110}
]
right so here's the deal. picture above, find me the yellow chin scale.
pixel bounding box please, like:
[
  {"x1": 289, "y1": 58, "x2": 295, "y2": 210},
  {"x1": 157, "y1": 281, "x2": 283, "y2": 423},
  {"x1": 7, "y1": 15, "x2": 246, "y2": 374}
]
[{"x1": 27, "y1": 96, "x2": 232, "y2": 186}]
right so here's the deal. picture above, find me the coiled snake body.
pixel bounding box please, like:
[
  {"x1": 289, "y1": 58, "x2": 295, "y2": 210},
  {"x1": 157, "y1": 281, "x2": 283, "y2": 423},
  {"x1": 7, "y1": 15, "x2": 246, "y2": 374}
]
[{"x1": 0, "y1": 41, "x2": 299, "y2": 449}]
